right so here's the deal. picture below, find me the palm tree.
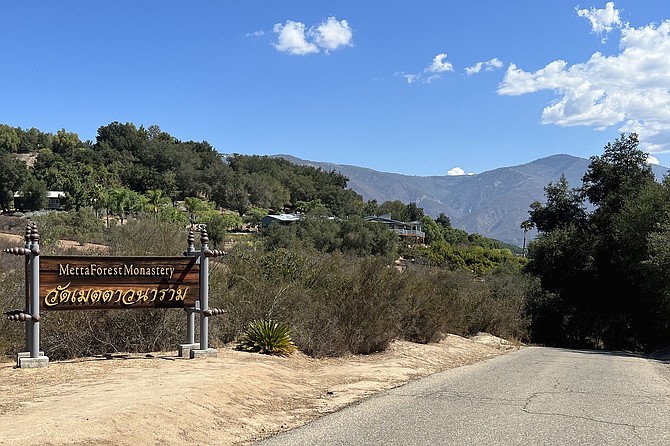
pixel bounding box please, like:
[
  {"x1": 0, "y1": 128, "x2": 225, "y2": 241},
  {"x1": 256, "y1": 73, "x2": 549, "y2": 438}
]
[
  {"x1": 184, "y1": 196, "x2": 207, "y2": 228},
  {"x1": 109, "y1": 187, "x2": 132, "y2": 225},
  {"x1": 144, "y1": 189, "x2": 171, "y2": 218}
]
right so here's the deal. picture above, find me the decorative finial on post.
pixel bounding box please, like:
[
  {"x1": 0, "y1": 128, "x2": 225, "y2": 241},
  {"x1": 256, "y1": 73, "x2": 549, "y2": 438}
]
[
  {"x1": 200, "y1": 226, "x2": 209, "y2": 246},
  {"x1": 30, "y1": 222, "x2": 39, "y2": 242},
  {"x1": 30, "y1": 223, "x2": 40, "y2": 256},
  {"x1": 24, "y1": 224, "x2": 31, "y2": 247},
  {"x1": 185, "y1": 227, "x2": 196, "y2": 256}
]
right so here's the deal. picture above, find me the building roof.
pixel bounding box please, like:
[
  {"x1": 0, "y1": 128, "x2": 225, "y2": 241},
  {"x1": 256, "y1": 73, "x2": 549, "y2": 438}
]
[
  {"x1": 14, "y1": 190, "x2": 66, "y2": 198},
  {"x1": 263, "y1": 213, "x2": 301, "y2": 222}
]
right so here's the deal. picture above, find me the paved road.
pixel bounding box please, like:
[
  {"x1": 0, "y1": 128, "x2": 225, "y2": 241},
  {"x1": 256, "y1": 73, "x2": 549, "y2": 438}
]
[{"x1": 257, "y1": 347, "x2": 670, "y2": 445}]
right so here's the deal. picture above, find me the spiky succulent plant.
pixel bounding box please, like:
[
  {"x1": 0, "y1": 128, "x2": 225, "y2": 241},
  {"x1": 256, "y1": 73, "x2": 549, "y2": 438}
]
[{"x1": 237, "y1": 319, "x2": 296, "y2": 356}]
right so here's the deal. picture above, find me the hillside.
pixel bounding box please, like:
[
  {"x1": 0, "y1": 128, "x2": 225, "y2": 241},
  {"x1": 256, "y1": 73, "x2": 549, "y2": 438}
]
[{"x1": 280, "y1": 154, "x2": 669, "y2": 245}]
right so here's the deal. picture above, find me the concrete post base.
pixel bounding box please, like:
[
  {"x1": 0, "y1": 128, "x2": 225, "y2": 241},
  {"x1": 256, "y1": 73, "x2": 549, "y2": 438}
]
[
  {"x1": 16, "y1": 351, "x2": 45, "y2": 367},
  {"x1": 178, "y1": 343, "x2": 200, "y2": 359},
  {"x1": 18, "y1": 355, "x2": 49, "y2": 368},
  {"x1": 189, "y1": 348, "x2": 218, "y2": 359}
]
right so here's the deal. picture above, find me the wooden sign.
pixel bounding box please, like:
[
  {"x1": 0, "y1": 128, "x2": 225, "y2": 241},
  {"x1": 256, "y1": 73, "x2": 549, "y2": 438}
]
[{"x1": 39, "y1": 256, "x2": 200, "y2": 310}]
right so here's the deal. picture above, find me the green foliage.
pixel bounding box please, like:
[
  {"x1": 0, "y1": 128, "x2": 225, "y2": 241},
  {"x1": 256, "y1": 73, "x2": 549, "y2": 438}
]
[
  {"x1": 0, "y1": 120, "x2": 539, "y2": 360},
  {"x1": 365, "y1": 199, "x2": 424, "y2": 222},
  {"x1": 17, "y1": 175, "x2": 48, "y2": 211},
  {"x1": 237, "y1": 320, "x2": 296, "y2": 356},
  {"x1": 35, "y1": 208, "x2": 106, "y2": 247},
  {"x1": 183, "y1": 196, "x2": 218, "y2": 225},
  {"x1": 243, "y1": 206, "x2": 268, "y2": 229},
  {"x1": 262, "y1": 215, "x2": 397, "y2": 259},
  {"x1": 204, "y1": 213, "x2": 243, "y2": 248},
  {"x1": 526, "y1": 133, "x2": 670, "y2": 350},
  {"x1": 417, "y1": 241, "x2": 524, "y2": 275},
  {"x1": 0, "y1": 152, "x2": 28, "y2": 210},
  {"x1": 529, "y1": 175, "x2": 585, "y2": 233},
  {"x1": 157, "y1": 206, "x2": 190, "y2": 226},
  {"x1": 0, "y1": 124, "x2": 20, "y2": 152},
  {"x1": 144, "y1": 189, "x2": 172, "y2": 218}
]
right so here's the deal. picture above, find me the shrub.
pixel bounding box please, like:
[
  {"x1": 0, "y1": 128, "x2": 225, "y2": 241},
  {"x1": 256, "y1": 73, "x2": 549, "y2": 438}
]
[
  {"x1": 106, "y1": 218, "x2": 186, "y2": 256},
  {"x1": 0, "y1": 237, "x2": 26, "y2": 359},
  {"x1": 35, "y1": 208, "x2": 105, "y2": 247},
  {"x1": 237, "y1": 319, "x2": 296, "y2": 356}
]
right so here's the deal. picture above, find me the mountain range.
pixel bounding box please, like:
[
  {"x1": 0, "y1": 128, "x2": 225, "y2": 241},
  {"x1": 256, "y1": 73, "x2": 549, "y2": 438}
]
[{"x1": 279, "y1": 154, "x2": 669, "y2": 246}]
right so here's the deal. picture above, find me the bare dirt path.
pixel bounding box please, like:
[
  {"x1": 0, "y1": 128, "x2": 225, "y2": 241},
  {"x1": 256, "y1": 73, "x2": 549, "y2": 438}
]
[{"x1": 0, "y1": 335, "x2": 514, "y2": 446}]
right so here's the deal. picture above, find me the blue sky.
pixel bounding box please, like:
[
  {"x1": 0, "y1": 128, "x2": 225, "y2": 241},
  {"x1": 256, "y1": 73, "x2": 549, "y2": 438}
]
[{"x1": 1, "y1": 1, "x2": 669, "y2": 176}]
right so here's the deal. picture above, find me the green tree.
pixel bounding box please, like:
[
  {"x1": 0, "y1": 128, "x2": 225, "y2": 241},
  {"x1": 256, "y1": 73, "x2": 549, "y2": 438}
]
[
  {"x1": 0, "y1": 152, "x2": 27, "y2": 210},
  {"x1": 436, "y1": 212, "x2": 452, "y2": 228},
  {"x1": 144, "y1": 189, "x2": 172, "y2": 218},
  {"x1": 528, "y1": 175, "x2": 585, "y2": 233},
  {"x1": 0, "y1": 124, "x2": 20, "y2": 152},
  {"x1": 420, "y1": 215, "x2": 444, "y2": 245},
  {"x1": 18, "y1": 175, "x2": 48, "y2": 211},
  {"x1": 582, "y1": 133, "x2": 653, "y2": 211},
  {"x1": 184, "y1": 197, "x2": 217, "y2": 226},
  {"x1": 526, "y1": 133, "x2": 665, "y2": 349},
  {"x1": 377, "y1": 200, "x2": 408, "y2": 220},
  {"x1": 108, "y1": 187, "x2": 133, "y2": 224}
]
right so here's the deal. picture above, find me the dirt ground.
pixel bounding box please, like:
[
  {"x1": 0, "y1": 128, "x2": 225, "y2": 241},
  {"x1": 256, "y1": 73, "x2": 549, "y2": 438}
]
[
  {"x1": 0, "y1": 334, "x2": 515, "y2": 446},
  {"x1": 0, "y1": 232, "x2": 108, "y2": 253}
]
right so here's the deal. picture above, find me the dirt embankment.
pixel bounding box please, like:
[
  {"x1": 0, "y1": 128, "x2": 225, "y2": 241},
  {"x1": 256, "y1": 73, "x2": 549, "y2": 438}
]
[
  {"x1": 0, "y1": 232, "x2": 108, "y2": 253},
  {"x1": 0, "y1": 334, "x2": 515, "y2": 446}
]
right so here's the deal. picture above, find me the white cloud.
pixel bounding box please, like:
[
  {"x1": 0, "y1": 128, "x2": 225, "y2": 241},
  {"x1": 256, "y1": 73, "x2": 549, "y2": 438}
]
[
  {"x1": 426, "y1": 53, "x2": 454, "y2": 73},
  {"x1": 312, "y1": 17, "x2": 353, "y2": 52},
  {"x1": 465, "y1": 58, "x2": 503, "y2": 76},
  {"x1": 498, "y1": 20, "x2": 670, "y2": 153},
  {"x1": 400, "y1": 53, "x2": 455, "y2": 84},
  {"x1": 447, "y1": 167, "x2": 466, "y2": 176},
  {"x1": 245, "y1": 30, "x2": 265, "y2": 38},
  {"x1": 396, "y1": 72, "x2": 420, "y2": 84},
  {"x1": 647, "y1": 154, "x2": 660, "y2": 165},
  {"x1": 272, "y1": 17, "x2": 353, "y2": 56},
  {"x1": 273, "y1": 20, "x2": 319, "y2": 55},
  {"x1": 577, "y1": 2, "x2": 622, "y2": 34}
]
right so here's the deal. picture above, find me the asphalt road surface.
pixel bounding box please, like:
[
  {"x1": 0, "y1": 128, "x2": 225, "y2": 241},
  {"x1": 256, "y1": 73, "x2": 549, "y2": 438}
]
[{"x1": 257, "y1": 347, "x2": 670, "y2": 445}]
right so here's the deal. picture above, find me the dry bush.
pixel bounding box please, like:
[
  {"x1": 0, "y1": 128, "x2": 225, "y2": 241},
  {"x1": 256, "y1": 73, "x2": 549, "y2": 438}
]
[
  {"x1": 0, "y1": 237, "x2": 28, "y2": 359},
  {"x1": 0, "y1": 214, "x2": 28, "y2": 234},
  {"x1": 397, "y1": 267, "x2": 466, "y2": 344},
  {"x1": 213, "y1": 249, "x2": 495, "y2": 357},
  {"x1": 106, "y1": 219, "x2": 186, "y2": 256}
]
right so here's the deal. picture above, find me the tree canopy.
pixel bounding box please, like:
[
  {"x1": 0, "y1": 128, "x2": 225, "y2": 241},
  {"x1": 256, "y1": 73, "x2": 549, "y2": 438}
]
[{"x1": 526, "y1": 133, "x2": 670, "y2": 350}]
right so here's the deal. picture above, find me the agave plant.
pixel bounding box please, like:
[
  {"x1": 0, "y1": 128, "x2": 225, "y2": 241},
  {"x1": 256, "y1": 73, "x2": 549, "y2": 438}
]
[{"x1": 237, "y1": 319, "x2": 296, "y2": 356}]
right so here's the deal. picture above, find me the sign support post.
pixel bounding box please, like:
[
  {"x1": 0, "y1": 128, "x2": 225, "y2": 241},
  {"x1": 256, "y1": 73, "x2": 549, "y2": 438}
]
[
  {"x1": 17, "y1": 223, "x2": 48, "y2": 368},
  {"x1": 23, "y1": 225, "x2": 31, "y2": 354},
  {"x1": 189, "y1": 227, "x2": 218, "y2": 359},
  {"x1": 178, "y1": 228, "x2": 200, "y2": 358}
]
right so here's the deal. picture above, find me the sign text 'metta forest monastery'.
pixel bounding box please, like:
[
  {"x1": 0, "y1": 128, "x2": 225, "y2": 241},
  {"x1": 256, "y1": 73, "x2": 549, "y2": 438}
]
[{"x1": 58, "y1": 263, "x2": 177, "y2": 280}]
